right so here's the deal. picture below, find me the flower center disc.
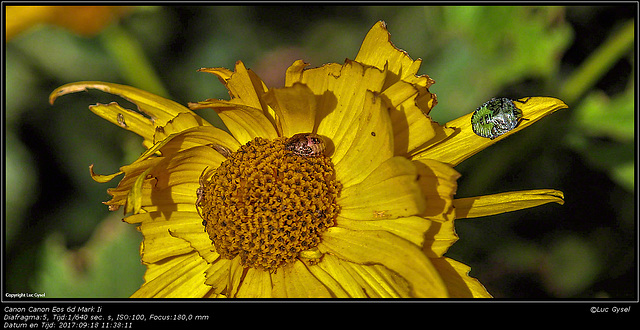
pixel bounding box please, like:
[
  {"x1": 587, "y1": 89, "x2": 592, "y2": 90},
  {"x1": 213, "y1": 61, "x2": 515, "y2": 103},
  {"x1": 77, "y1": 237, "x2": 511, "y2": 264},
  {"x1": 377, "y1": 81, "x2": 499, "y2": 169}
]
[{"x1": 198, "y1": 137, "x2": 341, "y2": 272}]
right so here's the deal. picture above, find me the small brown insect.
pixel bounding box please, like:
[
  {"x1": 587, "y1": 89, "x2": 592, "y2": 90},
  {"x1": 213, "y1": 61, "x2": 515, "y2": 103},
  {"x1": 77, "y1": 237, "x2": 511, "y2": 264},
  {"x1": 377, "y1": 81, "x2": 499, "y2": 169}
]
[{"x1": 285, "y1": 133, "x2": 325, "y2": 157}]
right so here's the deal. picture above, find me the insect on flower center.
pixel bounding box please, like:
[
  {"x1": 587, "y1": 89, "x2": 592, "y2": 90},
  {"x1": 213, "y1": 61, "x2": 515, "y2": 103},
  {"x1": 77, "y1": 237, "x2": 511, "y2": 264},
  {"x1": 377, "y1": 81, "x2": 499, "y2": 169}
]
[{"x1": 197, "y1": 135, "x2": 341, "y2": 272}]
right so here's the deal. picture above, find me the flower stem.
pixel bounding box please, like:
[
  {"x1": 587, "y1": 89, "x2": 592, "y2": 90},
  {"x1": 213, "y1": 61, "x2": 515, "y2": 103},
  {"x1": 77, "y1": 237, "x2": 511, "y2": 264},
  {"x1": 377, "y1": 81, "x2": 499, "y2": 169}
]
[
  {"x1": 100, "y1": 24, "x2": 169, "y2": 98},
  {"x1": 560, "y1": 19, "x2": 634, "y2": 104}
]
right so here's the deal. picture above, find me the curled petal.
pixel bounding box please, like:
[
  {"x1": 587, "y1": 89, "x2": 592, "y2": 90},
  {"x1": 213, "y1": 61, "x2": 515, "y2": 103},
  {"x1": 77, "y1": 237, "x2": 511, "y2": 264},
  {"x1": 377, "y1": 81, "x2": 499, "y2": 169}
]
[{"x1": 49, "y1": 81, "x2": 200, "y2": 129}]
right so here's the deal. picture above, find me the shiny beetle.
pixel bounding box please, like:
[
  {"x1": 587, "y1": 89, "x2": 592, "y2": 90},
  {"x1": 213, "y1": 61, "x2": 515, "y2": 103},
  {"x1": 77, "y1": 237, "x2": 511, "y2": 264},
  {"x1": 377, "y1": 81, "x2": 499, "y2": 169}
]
[
  {"x1": 471, "y1": 97, "x2": 525, "y2": 139},
  {"x1": 285, "y1": 133, "x2": 325, "y2": 157}
]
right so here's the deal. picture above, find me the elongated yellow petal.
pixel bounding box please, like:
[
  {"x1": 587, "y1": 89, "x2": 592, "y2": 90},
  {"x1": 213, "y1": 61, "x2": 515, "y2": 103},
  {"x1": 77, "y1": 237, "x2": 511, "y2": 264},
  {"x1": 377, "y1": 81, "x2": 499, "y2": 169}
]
[
  {"x1": 454, "y1": 189, "x2": 565, "y2": 219},
  {"x1": 285, "y1": 60, "x2": 390, "y2": 179},
  {"x1": 419, "y1": 97, "x2": 568, "y2": 166},
  {"x1": 49, "y1": 81, "x2": 198, "y2": 128},
  {"x1": 197, "y1": 67, "x2": 234, "y2": 82},
  {"x1": 88, "y1": 102, "x2": 157, "y2": 146},
  {"x1": 337, "y1": 216, "x2": 430, "y2": 247}
]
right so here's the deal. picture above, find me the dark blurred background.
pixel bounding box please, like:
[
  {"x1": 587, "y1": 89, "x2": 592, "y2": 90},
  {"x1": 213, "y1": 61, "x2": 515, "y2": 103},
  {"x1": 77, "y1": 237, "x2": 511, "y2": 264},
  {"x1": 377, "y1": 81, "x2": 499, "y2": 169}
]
[{"x1": 4, "y1": 5, "x2": 636, "y2": 299}]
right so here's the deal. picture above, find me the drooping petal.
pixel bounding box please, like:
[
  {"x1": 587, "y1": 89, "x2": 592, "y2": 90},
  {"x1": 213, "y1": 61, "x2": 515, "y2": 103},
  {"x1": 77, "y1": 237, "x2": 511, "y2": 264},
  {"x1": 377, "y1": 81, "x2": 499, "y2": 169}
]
[
  {"x1": 49, "y1": 81, "x2": 202, "y2": 130},
  {"x1": 88, "y1": 102, "x2": 157, "y2": 147},
  {"x1": 419, "y1": 97, "x2": 569, "y2": 166},
  {"x1": 454, "y1": 189, "x2": 565, "y2": 219}
]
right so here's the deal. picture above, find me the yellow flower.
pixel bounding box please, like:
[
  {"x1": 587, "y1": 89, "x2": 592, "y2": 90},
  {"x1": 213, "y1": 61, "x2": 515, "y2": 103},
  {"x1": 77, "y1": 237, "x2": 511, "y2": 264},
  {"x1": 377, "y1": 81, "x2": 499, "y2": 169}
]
[
  {"x1": 5, "y1": 5, "x2": 131, "y2": 41},
  {"x1": 50, "y1": 21, "x2": 565, "y2": 298}
]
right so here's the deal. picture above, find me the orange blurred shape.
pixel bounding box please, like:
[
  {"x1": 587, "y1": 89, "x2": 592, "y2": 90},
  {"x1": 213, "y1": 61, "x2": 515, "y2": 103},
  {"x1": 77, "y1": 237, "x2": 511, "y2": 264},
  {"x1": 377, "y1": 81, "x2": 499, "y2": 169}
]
[{"x1": 6, "y1": 6, "x2": 132, "y2": 41}]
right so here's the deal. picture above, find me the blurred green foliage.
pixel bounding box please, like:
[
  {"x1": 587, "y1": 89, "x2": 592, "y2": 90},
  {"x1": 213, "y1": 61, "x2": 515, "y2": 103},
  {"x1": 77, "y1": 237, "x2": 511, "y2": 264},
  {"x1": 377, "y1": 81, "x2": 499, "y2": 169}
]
[{"x1": 4, "y1": 5, "x2": 635, "y2": 299}]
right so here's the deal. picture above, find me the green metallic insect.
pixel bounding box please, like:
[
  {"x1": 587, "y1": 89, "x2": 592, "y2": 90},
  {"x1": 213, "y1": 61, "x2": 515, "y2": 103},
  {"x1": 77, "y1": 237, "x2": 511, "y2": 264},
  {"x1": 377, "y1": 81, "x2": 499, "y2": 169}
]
[{"x1": 471, "y1": 97, "x2": 527, "y2": 139}]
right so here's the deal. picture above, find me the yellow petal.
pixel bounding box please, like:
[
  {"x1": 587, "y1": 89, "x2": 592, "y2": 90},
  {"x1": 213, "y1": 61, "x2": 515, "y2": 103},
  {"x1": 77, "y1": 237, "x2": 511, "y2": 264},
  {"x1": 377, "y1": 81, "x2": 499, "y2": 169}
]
[
  {"x1": 263, "y1": 83, "x2": 317, "y2": 137},
  {"x1": 431, "y1": 257, "x2": 492, "y2": 298},
  {"x1": 131, "y1": 252, "x2": 211, "y2": 298},
  {"x1": 422, "y1": 219, "x2": 458, "y2": 258},
  {"x1": 197, "y1": 67, "x2": 234, "y2": 82},
  {"x1": 419, "y1": 97, "x2": 569, "y2": 166},
  {"x1": 50, "y1": 81, "x2": 198, "y2": 129},
  {"x1": 332, "y1": 90, "x2": 395, "y2": 187},
  {"x1": 285, "y1": 60, "x2": 389, "y2": 177},
  {"x1": 414, "y1": 159, "x2": 460, "y2": 222},
  {"x1": 382, "y1": 80, "x2": 448, "y2": 156},
  {"x1": 235, "y1": 268, "x2": 273, "y2": 298},
  {"x1": 88, "y1": 102, "x2": 156, "y2": 146},
  {"x1": 157, "y1": 126, "x2": 241, "y2": 157},
  {"x1": 207, "y1": 61, "x2": 268, "y2": 112},
  {"x1": 354, "y1": 21, "x2": 423, "y2": 83},
  {"x1": 284, "y1": 59, "x2": 311, "y2": 87},
  {"x1": 89, "y1": 164, "x2": 123, "y2": 183},
  {"x1": 454, "y1": 189, "x2": 565, "y2": 219},
  {"x1": 188, "y1": 99, "x2": 278, "y2": 144},
  {"x1": 337, "y1": 216, "x2": 430, "y2": 247},
  {"x1": 271, "y1": 260, "x2": 332, "y2": 297},
  {"x1": 338, "y1": 262, "x2": 406, "y2": 298},
  {"x1": 338, "y1": 156, "x2": 425, "y2": 220},
  {"x1": 319, "y1": 226, "x2": 448, "y2": 297},
  {"x1": 204, "y1": 259, "x2": 231, "y2": 293},
  {"x1": 313, "y1": 254, "x2": 368, "y2": 298},
  {"x1": 138, "y1": 213, "x2": 199, "y2": 263},
  {"x1": 303, "y1": 260, "x2": 351, "y2": 298},
  {"x1": 153, "y1": 112, "x2": 218, "y2": 145}
]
